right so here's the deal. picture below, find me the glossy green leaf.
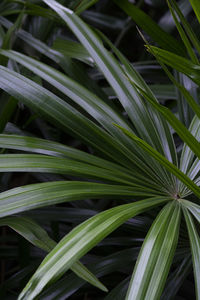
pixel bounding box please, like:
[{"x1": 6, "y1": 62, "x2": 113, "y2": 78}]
[
  {"x1": 183, "y1": 208, "x2": 200, "y2": 299},
  {"x1": 159, "y1": 0, "x2": 192, "y2": 32},
  {"x1": 116, "y1": 124, "x2": 200, "y2": 198},
  {"x1": 147, "y1": 47, "x2": 200, "y2": 123},
  {"x1": 0, "y1": 181, "x2": 160, "y2": 218},
  {"x1": 0, "y1": 16, "x2": 106, "y2": 96},
  {"x1": 42, "y1": 0, "x2": 169, "y2": 157},
  {"x1": 0, "y1": 216, "x2": 107, "y2": 292},
  {"x1": 0, "y1": 216, "x2": 56, "y2": 252},
  {"x1": 0, "y1": 134, "x2": 163, "y2": 191},
  {"x1": 41, "y1": 0, "x2": 181, "y2": 196},
  {"x1": 147, "y1": 46, "x2": 200, "y2": 86},
  {"x1": 0, "y1": 48, "x2": 177, "y2": 184},
  {"x1": 0, "y1": 153, "x2": 143, "y2": 186},
  {"x1": 18, "y1": 196, "x2": 169, "y2": 299},
  {"x1": 126, "y1": 79, "x2": 200, "y2": 169},
  {"x1": 98, "y1": 30, "x2": 177, "y2": 166},
  {"x1": 181, "y1": 199, "x2": 200, "y2": 223},
  {"x1": 179, "y1": 116, "x2": 200, "y2": 195},
  {"x1": 40, "y1": 248, "x2": 138, "y2": 299},
  {"x1": 0, "y1": 65, "x2": 140, "y2": 169},
  {"x1": 0, "y1": 49, "x2": 132, "y2": 138},
  {"x1": 126, "y1": 201, "x2": 180, "y2": 300},
  {"x1": 0, "y1": 39, "x2": 175, "y2": 183}
]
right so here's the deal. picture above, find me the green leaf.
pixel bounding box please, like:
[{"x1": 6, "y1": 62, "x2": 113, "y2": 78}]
[
  {"x1": 0, "y1": 153, "x2": 146, "y2": 186},
  {"x1": 115, "y1": 124, "x2": 200, "y2": 198},
  {"x1": 0, "y1": 6, "x2": 25, "y2": 65},
  {"x1": 0, "y1": 41, "x2": 175, "y2": 183},
  {"x1": 147, "y1": 46, "x2": 200, "y2": 86},
  {"x1": 0, "y1": 216, "x2": 55, "y2": 252},
  {"x1": 0, "y1": 48, "x2": 178, "y2": 184},
  {"x1": 0, "y1": 134, "x2": 163, "y2": 191},
  {"x1": 126, "y1": 201, "x2": 180, "y2": 300},
  {"x1": 189, "y1": 0, "x2": 200, "y2": 25},
  {"x1": 168, "y1": 0, "x2": 200, "y2": 56},
  {"x1": 98, "y1": 30, "x2": 177, "y2": 166},
  {"x1": 0, "y1": 49, "x2": 132, "y2": 139},
  {"x1": 42, "y1": 0, "x2": 169, "y2": 157},
  {"x1": 0, "y1": 65, "x2": 139, "y2": 169},
  {"x1": 181, "y1": 199, "x2": 200, "y2": 223},
  {"x1": 112, "y1": 0, "x2": 185, "y2": 55},
  {"x1": 40, "y1": 247, "x2": 138, "y2": 299},
  {"x1": 0, "y1": 216, "x2": 107, "y2": 292},
  {"x1": 40, "y1": 0, "x2": 182, "y2": 196},
  {"x1": 0, "y1": 16, "x2": 106, "y2": 96},
  {"x1": 4, "y1": 0, "x2": 61, "y2": 22},
  {"x1": 183, "y1": 207, "x2": 200, "y2": 300},
  {"x1": 126, "y1": 78, "x2": 200, "y2": 170},
  {"x1": 52, "y1": 38, "x2": 91, "y2": 63},
  {"x1": 146, "y1": 45, "x2": 200, "y2": 123},
  {"x1": 179, "y1": 116, "x2": 200, "y2": 195},
  {"x1": 167, "y1": 0, "x2": 198, "y2": 63},
  {"x1": 73, "y1": 0, "x2": 99, "y2": 15},
  {"x1": 0, "y1": 181, "x2": 164, "y2": 218},
  {"x1": 18, "y1": 196, "x2": 169, "y2": 299}
]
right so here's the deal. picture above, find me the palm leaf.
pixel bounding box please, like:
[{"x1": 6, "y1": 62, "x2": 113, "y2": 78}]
[
  {"x1": 126, "y1": 201, "x2": 180, "y2": 300},
  {"x1": 183, "y1": 207, "x2": 200, "y2": 299},
  {"x1": 0, "y1": 216, "x2": 107, "y2": 292},
  {"x1": 0, "y1": 181, "x2": 159, "y2": 218},
  {"x1": 18, "y1": 196, "x2": 169, "y2": 299}
]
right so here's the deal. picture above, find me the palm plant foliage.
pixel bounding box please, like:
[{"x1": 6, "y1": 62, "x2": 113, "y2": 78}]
[{"x1": 0, "y1": 0, "x2": 200, "y2": 299}]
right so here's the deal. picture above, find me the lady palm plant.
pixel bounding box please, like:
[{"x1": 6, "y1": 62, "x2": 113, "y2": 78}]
[{"x1": 0, "y1": 0, "x2": 200, "y2": 299}]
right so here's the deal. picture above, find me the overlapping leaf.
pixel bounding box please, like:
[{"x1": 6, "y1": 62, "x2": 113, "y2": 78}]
[
  {"x1": 18, "y1": 196, "x2": 169, "y2": 299},
  {"x1": 0, "y1": 216, "x2": 107, "y2": 292}
]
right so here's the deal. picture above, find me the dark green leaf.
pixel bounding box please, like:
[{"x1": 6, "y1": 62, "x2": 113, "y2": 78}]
[
  {"x1": 18, "y1": 196, "x2": 169, "y2": 299},
  {"x1": 126, "y1": 201, "x2": 180, "y2": 300}
]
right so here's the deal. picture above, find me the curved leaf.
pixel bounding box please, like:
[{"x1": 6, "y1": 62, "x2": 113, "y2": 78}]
[
  {"x1": 183, "y1": 207, "x2": 200, "y2": 300},
  {"x1": 18, "y1": 196, "x2": 169, "y2": 299},
  {"x1": 0, "y1": 153, "x2": 152, "y2": 187},
  {"x1": 0, "y1": 65, "x2": 143, "y2": 170},
  {"x1": 126, "y1": 201, "x2": 180, "y2": 300},
  {"x1": 0, "y1": 181, "x2": 160, "y2": 218},
  {"x1": 98, "y1": 30, "x2": 177, "y2": 166},
  {"x1": 148, "y1": 46, "x2": 200, "y2": 86},
  {"x1": 189, "y1": 0, "x2": 200, "y2": 25},
  {"x1": 116, "y1": 124, "x2": 200, "y2": 198},
  {"x1": 181, "y1": 199, "x2": 200, "y2": 223},
  {"x1": 0, "y1": 216, "x2": 107, "y2": 292},
  {"x1": 0, "y1": 49, "x2": 133, "y2": 139},
  {"x1": 42, "y1": 0, "x2": 169, "y2": 158}
]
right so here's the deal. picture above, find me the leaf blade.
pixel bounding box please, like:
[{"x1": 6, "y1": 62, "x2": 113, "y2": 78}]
[
  {"x1": 126, "y1": 201, "x2": 180, "y2": 300},
  {"x1": 18, "y1": 197, "x2": 170, "y2": 299},
  {"x1": 0, "y1": 216, "x2": 107, "y2": 292},
  {"x1": 0, "y1": 181, "x2": 166, "y2": 218},
  {"x1": 183, "y1": 207, "x2": 200, "y2": 299}
]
